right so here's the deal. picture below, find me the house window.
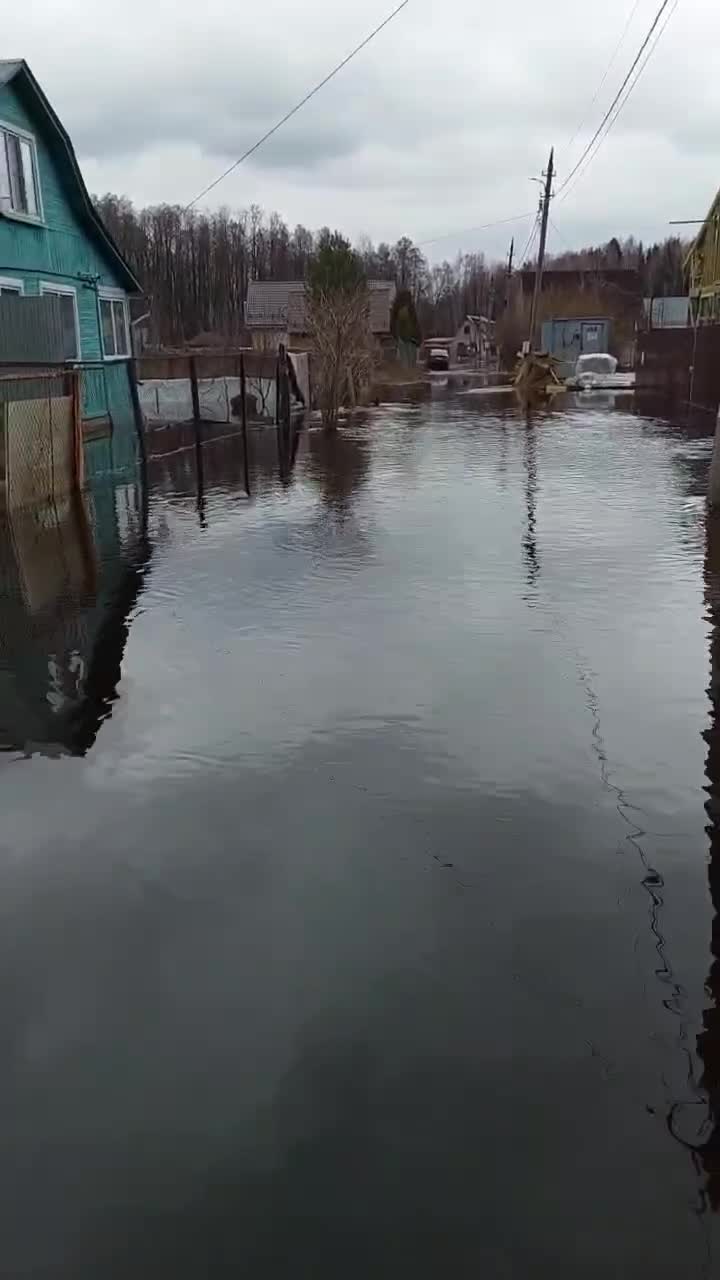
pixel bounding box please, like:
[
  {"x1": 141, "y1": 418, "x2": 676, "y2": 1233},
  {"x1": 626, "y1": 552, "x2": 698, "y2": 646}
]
[
  {"x1": 0, "y1": 123, "x2": 41, "y2": 219},
  {"x1": 0, "y1": 276, "x2": 23, "y2": 296},
  {"x1": 99, "y1": 291, "x2": 130, "y2": 358},
  {"x1": 39, "y1": 283, "x2": 80, "y2": 361}
]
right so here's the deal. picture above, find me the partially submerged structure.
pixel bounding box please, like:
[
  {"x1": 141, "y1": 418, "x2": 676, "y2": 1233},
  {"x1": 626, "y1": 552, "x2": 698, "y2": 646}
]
[
  {"x1": 686, "y1": 188, "x2": 720, "y2": 323},
  {"x1": 0, "y1": 59, "x2": 142, "y2": 478}
]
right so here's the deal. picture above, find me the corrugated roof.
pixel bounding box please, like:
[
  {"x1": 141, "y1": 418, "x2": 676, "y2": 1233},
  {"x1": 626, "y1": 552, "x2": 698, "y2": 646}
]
[
  {"x1": 247, "y1": 279, "x2": 396, "y2": 334},
  {"x1": 245, "y1": 281, "x2": 305, "y2": 328}
]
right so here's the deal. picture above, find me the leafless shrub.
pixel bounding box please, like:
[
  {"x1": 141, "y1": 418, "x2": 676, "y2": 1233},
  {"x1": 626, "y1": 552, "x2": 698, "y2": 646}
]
[{"x1": 305, "y1": 285, "x2": 375, "y2": 429}]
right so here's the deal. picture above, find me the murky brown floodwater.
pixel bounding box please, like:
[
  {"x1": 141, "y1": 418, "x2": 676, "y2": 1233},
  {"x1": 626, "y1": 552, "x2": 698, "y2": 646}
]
[{"x1": 1, "y1": 389, "x2": 719, "y2": 1276}]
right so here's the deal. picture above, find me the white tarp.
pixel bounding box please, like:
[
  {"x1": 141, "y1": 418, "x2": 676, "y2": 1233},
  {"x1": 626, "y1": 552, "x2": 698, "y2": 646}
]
[
  {"x1": 575, "y1": 353, "x2": 617, "y2": 376},
  {"x1": 138, "y1": 376, "x2": 278, "y2": 425}
]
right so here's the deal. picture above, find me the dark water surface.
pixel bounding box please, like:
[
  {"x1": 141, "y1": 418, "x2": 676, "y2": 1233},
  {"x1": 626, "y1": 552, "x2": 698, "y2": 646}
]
[{"x1": 2, "y1": 392, "x2": 720, "y2": 1276}]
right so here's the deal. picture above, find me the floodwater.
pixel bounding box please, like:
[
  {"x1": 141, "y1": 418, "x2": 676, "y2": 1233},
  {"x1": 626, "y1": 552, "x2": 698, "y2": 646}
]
[{"x1": 1, "y1": 390, "x2": 720, "y2": 1277}]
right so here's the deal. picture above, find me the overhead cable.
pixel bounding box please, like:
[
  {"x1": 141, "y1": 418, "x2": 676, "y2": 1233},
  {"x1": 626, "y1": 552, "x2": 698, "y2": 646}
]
[
  {"x1": 185, "y1": 0, "x2": 411, "y2": 210},
  {"x1": 558, "y1": 0, "x2": 678, "y2": 203},
  {"x1": 555, "y1": 0, "x2": 676, "y2": 198},
  {"x1": 417, "y1": 211, "x2": 535, "y2": 249},
  {"x1": 565, "y1": 0, "x2": 643, "y2": 154}
]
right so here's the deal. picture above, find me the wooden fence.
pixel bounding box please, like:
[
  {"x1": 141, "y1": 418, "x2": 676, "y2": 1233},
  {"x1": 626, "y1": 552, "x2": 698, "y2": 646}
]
[{"x1": 636, "y1": 325, "x2": 720, "y2": 413}]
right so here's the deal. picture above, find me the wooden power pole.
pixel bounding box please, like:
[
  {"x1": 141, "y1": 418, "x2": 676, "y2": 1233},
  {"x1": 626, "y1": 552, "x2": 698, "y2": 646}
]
[
  {"x1": 527, "y1": 147, "x2": 554, "y2": 350},
  {"x1": 504, "y1": 237, "x2": 514, "y2": 310}
]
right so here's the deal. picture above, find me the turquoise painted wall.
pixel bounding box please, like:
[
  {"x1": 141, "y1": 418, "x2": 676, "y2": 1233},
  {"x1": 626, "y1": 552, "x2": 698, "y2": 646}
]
[{"x1": 0, "y1": 77, "x2": 139, "y2": 478}]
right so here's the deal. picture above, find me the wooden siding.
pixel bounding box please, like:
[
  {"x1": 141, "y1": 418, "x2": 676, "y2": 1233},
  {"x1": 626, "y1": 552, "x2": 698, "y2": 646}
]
[
  {"x1": 0, "y1": 78, "x2": 138, "y2": 469},
  {"x1": 0, "y1": 83, "x2": 128, "y2": 291},
  {"x1": 0, "y1": 79, "x2": 129, "y2": 370},
  {"x1": 687, "y1": 189, "x2": 720, "y2": 317}
]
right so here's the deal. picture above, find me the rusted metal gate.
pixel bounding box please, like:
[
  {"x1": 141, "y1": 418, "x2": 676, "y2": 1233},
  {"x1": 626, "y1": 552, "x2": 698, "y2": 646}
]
[{"x1": 0, "y1": 370, "x2": 82, "y2": 510}]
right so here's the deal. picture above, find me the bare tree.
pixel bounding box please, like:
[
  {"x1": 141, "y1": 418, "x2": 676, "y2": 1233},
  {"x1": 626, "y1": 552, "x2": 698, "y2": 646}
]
[
  {"x1": 306, "y1": 285, "x2": 374, "y2": 429},
  {"x1": 94, "y1": 192, "x2": 689, "y2": 351}
]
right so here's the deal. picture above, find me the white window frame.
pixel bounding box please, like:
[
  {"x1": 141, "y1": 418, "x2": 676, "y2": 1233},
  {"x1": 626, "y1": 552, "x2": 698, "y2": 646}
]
[
  {"x1": 98, "y1": 287, "x2": 131, "y2": 360},
  {"x1": 0, "y1": 276, "x2": 24, "y2": 294},
  {"x1": 0, "y1": 119, "x2": 43, "y2": 224},
  {"x1": 39, "y1": 281, "x2": 81, "y2": 361}
]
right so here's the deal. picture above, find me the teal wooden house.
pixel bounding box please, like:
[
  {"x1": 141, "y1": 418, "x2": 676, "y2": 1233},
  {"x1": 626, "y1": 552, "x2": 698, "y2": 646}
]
[{"x1": 0, "y1": 59, "x2": 142, "y2": 476}]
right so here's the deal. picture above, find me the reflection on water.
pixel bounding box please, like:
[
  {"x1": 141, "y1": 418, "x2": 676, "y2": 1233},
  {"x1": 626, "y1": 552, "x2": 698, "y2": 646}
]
[
  {"x1": 3, "y1": 400, "x2": 720, "y2": 1275},
  {"x1": 695, "y1": 512, "x2": 720, "y2": 1205},
  {"x1": 522, "y1": 415, "x2": 540, "y2": 593},
  {"x1": 0, "y1": 485, "x2": 148, "y2": 755}
]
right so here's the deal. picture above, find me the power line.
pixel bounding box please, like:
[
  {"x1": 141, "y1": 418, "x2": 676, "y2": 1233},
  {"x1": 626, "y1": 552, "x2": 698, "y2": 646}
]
[
  {"x1": 558, "y1": 0, "x2": 677, "y2": 204},
  {"x1": 184, "y1": 0, "x2": 412, "y2": 211},
  {"x1": 417, "y1": 210, "x2": 534, "y2": 248},
  {"x1": 555, "y1": 0, "x2": 676, "y2": 199},
  {"x1": 566, "y1": 0, "x2": 643, "y2": 154},
  {"x1": 548, "y1": 215, "x2": 570, "y2": 250},
  {"x1": 518, "y1": 214, "x2": 540, "y2": 266}
]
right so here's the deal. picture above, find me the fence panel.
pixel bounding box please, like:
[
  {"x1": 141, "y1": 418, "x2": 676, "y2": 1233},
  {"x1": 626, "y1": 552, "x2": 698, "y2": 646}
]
[{"x1": 0, "y1": 371, "x2": 80, "y2": 510}]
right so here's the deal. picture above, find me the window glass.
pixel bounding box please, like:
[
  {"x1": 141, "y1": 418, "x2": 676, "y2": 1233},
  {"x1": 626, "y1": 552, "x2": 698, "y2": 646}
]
[
  {"x1": 100, "y1": 298, "x2": 116, "y2": 356},
  {"x1": 19, "y1": 139, "x2": 37, "y2": 216},
  {"x1": 57, "y1": 293, "x2": 78, "y2": 360},
  {"x1": 101, "y1": 296, "x2": 129, "y2": 358},
  {"x1": 6, "y1": 133, "x2": 24, "y2": 211},
  {"x1": 0, "y1": 128, "x2": 40, "y2": 216},
  {"x1": 112, "y1": 300, "x2": 129, "y2": 356},
  {"x1": 0, "y1": 136, "x2": 10, "y2": 205},
  {"x1": 43, "y1": 290, "x2": 78, "y2": 360}
]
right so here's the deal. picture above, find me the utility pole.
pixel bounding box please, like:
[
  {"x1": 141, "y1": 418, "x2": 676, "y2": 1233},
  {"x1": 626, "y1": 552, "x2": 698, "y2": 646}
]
[
  {"x1": 505, "y1": 238, "x2": 514, "y2": 298},
  {"x1": 527, "y1": 147, "x2": 554, "y2": 350}
]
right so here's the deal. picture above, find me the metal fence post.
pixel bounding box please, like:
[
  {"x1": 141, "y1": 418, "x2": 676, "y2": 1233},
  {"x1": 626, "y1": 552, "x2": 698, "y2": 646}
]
[
  {"x1": 275, "y1": 353, "x2": 280, "y2": 426},
  {"x1": 72, "y1": 368, "x2": 84, "y2": 492},
  {"x1": 189, "y1": 355, "x2": 201, "y2": 422},
  {"x1": 240, "y1": 353, "x2": 250, "y2": 497},
  {"x1": 127, "y1": 357, "x2": 148, "y2": 472}
]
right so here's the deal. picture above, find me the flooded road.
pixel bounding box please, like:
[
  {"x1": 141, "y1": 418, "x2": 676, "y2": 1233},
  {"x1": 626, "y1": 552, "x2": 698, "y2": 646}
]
[{"x1": 1, "y1": 392, "x2": 719, "y2": 1276}]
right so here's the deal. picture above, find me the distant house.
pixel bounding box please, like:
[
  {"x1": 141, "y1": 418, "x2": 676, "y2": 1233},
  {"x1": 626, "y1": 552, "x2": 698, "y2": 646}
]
[
  {"x1": 245, "y1": 279, "x2": 397, "y2": 352},
  {"x1": 419, "y1": 316, "x2": 496, "y2": 367},
  {"x1": 0, "y1": 59, "x2": 142, "y2": 475},
  {"x1": 453, "y1": 315, "x2": 495, "y2": 360}
]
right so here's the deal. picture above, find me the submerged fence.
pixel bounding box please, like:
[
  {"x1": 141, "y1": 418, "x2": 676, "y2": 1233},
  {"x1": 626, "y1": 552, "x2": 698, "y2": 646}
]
[
  {"x1": 636, "y1": 325, "x2": 720, "y2": 412},
  {"x1": 135, "y1": 349, "x2": 309, "y2": 427},
  {"x1": 0, "y1": 370, "x2": 82, "y2": 510}
]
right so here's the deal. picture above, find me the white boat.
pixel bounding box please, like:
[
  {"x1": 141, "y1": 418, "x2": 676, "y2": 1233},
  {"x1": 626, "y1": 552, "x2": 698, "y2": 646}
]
[{"x1": 565, "y1": 353, "x2": 635, "y2": 391}]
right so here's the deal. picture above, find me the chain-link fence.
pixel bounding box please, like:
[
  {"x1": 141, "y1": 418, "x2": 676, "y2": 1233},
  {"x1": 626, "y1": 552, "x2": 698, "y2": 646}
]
[{"x1": 0, "y1": 370, "x2": 81, "y2": 510}]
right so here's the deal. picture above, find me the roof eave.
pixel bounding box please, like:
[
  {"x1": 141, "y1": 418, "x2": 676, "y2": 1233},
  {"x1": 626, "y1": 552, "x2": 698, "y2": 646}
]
[{"x1": 2, "y1": 61, "x2": 141, "y2": 293}]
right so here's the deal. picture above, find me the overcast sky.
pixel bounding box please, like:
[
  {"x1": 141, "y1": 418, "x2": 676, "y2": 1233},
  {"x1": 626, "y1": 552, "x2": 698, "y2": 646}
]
[{"x1": 5, "y1": 0, "x2": 718, "y2": 262}]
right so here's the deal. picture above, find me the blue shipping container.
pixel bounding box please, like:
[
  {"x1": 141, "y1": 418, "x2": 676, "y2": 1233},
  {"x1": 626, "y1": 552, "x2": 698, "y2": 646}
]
[{"x1": 541, "y1": 317, "x2": 611, "y2": 377}]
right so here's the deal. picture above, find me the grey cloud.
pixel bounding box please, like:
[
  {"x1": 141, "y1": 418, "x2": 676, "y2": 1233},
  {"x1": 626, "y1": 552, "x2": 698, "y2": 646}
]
[{"x1": 4, "y1": 0, "x2": 717, "y2": 255}]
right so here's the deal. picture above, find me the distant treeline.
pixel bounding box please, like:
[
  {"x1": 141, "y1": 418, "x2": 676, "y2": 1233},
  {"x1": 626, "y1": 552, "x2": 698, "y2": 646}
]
[
  {"x1": 93, "y1": 195, "x2": 691, "y2": 347},
  {"x1": 542, "y1": 234, "x2": 688, "y2": 297}
]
